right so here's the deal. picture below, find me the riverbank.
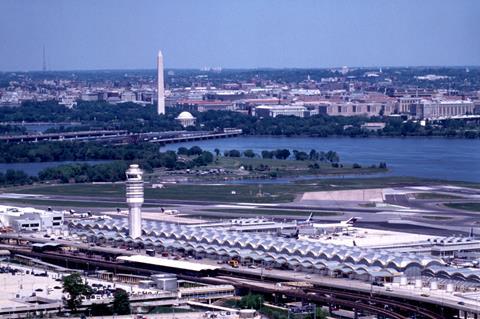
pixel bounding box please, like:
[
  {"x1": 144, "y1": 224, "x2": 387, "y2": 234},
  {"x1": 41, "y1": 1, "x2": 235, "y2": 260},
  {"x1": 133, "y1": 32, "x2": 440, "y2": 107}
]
[
  {"x1": 161, "y1": 136, "x2": 480, "y2": 183},
  {"x1": 146, "y1": 155, "x2": 387, "y2": 184}
]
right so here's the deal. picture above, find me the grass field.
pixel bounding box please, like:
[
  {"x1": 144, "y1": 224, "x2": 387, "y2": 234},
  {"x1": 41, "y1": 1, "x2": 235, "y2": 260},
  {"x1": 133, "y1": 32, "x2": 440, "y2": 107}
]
[
  {"x1": 8, "y1": 176, "x2": 480, "y2": 204},
  {"x1": 421, "y1": 215, "x2": 453, "y2": 220},
  {"x1": 208, "y1": 156, "x2": 385, "y2": 175},
  {"x1": 0, "y1": 198, "x2": 158, "y2": 209},
  {"x1": 444, "y1": 202, "x2": 480, "y2": 212},
  {"x1": 414, "y1": 193, "x2": 465, "y2": 200},
  {"x1": 148, "y1": 155, "x2": 388, "y2": 183}
]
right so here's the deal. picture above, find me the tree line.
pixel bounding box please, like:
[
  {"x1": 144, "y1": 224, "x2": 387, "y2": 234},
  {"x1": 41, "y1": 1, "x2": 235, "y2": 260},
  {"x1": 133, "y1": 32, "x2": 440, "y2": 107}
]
[
  {"x1": 0, "y1": 144, "x2": 215, "y2": 186},
  {"x1": 2, "y1": 101, "x2": 479, "y2": 138},
  {"x1": 218, "y1": 148, "x2": 340, "y2": 162}
]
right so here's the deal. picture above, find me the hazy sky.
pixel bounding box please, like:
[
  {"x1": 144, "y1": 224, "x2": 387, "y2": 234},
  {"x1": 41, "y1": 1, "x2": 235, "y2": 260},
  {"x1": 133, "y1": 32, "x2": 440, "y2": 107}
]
[{"x1": 1, "y1": 0, "x2": 479, "y2": 71}]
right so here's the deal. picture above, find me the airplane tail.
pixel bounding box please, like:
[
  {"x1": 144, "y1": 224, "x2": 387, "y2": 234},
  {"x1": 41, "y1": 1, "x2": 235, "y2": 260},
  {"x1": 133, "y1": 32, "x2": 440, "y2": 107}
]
[
  {"x1": 346, "y1": 217, "x2": 358, "y2": 225},
  {"x1": 306, "y1": 212, "x2": 313, "y2": 223}
]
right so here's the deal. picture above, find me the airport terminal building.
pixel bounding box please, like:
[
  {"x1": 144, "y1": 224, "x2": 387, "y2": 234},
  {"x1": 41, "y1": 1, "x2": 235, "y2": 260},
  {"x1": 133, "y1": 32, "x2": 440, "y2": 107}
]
[
  {"x1": 70, "y1": 218, "x2": 480, "y2": 284},
  {"x1": 0, "y1": 205, "x2": 64, "y2": 232}
]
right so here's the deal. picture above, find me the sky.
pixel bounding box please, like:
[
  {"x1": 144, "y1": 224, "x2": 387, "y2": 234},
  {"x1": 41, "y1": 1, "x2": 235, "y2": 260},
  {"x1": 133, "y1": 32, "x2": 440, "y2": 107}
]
[{"x1": 0, "y1": 0, "x2": 479, "y2": 71}]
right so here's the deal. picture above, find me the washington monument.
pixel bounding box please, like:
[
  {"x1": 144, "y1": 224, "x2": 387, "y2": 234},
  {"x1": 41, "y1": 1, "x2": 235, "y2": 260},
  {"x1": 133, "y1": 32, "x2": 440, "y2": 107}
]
[{"x1": 157, "y1": 50, "x2": 165, "y2": 115}]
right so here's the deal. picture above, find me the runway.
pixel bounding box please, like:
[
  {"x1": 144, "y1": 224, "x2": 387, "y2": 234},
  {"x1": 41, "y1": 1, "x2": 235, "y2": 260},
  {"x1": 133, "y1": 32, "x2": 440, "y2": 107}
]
[{"x1": 1, "y1": 183, "x2": 480, "y2": 236}]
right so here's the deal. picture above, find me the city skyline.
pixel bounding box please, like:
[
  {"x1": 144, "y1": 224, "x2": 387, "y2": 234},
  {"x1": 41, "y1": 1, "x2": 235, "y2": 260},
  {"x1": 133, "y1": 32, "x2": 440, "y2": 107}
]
[{"x1": 0, "y1": 0, "x2": 479, "y2": 71}]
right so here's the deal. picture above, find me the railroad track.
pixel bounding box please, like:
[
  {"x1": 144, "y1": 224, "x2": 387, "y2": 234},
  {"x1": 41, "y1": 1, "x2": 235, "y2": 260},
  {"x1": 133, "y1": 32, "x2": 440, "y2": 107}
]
[
  {"x1": 186, "y1": 275, "x2": 408, "y2": 319},
  {"x1": 213, "y1": 275, "x2": 445, "y2": 319}
]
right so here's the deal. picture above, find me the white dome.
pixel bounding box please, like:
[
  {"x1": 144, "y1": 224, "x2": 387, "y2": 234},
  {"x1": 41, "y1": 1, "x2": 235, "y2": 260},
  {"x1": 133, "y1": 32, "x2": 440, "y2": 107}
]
[{"x1": 176, "y1": 111, "x2": 195, "y2": 120}]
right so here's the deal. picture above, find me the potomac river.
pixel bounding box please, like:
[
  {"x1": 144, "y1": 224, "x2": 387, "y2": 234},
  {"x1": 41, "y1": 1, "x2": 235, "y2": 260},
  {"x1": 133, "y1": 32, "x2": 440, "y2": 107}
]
[{"x1": 161, "y1": 136, "x2": 480, "y2": 183}]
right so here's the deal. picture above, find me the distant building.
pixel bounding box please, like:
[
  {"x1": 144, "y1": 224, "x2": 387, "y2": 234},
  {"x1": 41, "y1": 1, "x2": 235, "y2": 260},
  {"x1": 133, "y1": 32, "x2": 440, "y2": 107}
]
[
  {"x1": 80, "y1": 92, "x2": 100, "y2": 102},
  {"x1": 320, "y1": 102, "x2": 395, "y2": 117},
  {"x1": 255, "y1": 105, "x2": 307, "y2": 118},
  {"x1": 174, "y1": 100, "x2": 234, "y2": 112},
  {"x1": 176, "y1": 111, "x2": 196, "y2": 127},
  {"x1": 121, "y1": 91, "x2": 136, "y2": 102},
  {"x1": 398, "y1": 97, "x2": 423, "y2": 114},
  {"x1": 419, "y1": 100, "x2": 475, "y2": 119},
  {"x1": 0, "y1": 205, "x2": 64, "y2": 232},
  {"x1": 361, "y1": 122, "x2": 386, "y2": 131}
]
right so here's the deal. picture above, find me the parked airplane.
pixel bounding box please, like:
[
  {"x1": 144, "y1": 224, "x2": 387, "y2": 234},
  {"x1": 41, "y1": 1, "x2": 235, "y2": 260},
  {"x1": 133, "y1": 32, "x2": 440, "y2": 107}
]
[
  {"x1": 312, "y1": 217, "x2": 358, "y2": 231},
  {"x1": 277, "y1": 228, "x2": 300, "y2": 239},
  {"x1": 298, "y1": 212, "x2": 314, "y2": 226},
  {"x1": 66, "y1": 210, "x2": 92, "y2": 219},
  {"x1": 96, "y1": 215, "x2": 112, "y2": 220},
  {"x1": 161, "y1": 208, "x2": 180, "y2": 215}
]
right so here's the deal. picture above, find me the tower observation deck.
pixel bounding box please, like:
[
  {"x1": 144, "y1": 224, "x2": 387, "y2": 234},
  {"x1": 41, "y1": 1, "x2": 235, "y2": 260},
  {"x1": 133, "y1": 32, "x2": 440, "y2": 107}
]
[{"x1": 126, "y1": 164, "x2": 144, "y2": 238}]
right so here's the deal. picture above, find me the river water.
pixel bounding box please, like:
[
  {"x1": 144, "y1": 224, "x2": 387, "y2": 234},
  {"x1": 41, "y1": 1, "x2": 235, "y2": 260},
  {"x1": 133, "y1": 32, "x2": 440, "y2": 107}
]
[
  {"x1": 160, "y1": 136, "x2": 480, "y2": 183},
  {"x1": 0, "y1": 160, "x2": 109, "y2": 176}
]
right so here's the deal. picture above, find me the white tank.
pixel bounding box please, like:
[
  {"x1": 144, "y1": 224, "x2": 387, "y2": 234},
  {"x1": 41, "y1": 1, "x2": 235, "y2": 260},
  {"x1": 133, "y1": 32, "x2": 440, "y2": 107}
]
[
  {"x1": 446, "y1": 283, "x2": 454, "y2": 293},
  {"x1": 54, "y1": 228, "x2": 61, "y2": 236},
  {"x1": 430, "y1": 281, "x2": 438, "y2": 290},
  {"x1": 400, "y1": 277, "x2": 408, "y2": 286},
  {"x1": 46, "y1": 228, "x2": 52, "y2": 236},
  {"x1": 415, "y1": 279, "x2": 422, "y2": 288},
  {"x1": 63, "y1": 229, "x2": 69, "y2": 237}
]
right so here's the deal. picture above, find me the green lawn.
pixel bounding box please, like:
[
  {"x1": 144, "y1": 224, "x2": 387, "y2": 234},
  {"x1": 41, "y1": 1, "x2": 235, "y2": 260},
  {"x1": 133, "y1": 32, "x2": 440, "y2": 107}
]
[
  {"x1": 414, "y1": 193, "x2": 465, "y2": 200},
  {"x1": 205, "y1": 156, "x2": 387, "y2": 177},
  {"x1": 444, "y1": 202, "x2": 480, "y2": 212},
  {"x1": 421, "y1": 215, "x2": 453, "y2": 220},
  {"x1": 0, "y1": 198, "x2": 159, "y2": 209},
  {"x1": 9, "y1": 176, "x2": 480, "y2": 204}
]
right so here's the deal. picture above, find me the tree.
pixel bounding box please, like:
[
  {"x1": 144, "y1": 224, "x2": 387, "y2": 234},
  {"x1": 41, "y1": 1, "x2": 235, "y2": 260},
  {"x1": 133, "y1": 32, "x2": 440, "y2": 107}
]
[
  {"x1": 63, "y1": 273, "x2": 92, "y2": 312},
  {"x1": 224, "y1": 149, "x2": 241, "y2": 157},
  {"x1": 112, "y1": 288, "x2": 131, "y2": 315},
  {"x1": 238, "y1": 293, "x2": 264, "y2": 310},
  {"x1": 187, "y1": 146, "x2": 203, "y2": 156},
  {"x1": 177, "y1": 147, "x2": 189, "y2": 155},
  {"x1": 293, "y1": 150, "x2": 308, "y2": 161},
  {"x1": 274, "y1": 149, "x2": 290, "y2": 160},
  {"x1": 325, "y1": 150, "x2": 339, "y2": 163},
  {"x1": 243, "y1": 149, "x2": 256, "y2": 158},
  {"x1": 261, "y1": 150, "x2": 274, "y2": 159},
  {"x1": 214, "y1": 148, "x2": 220, "y2": 157},
  {"x1": 309, "y1": 149, "x2": 319, "y2": 161}
]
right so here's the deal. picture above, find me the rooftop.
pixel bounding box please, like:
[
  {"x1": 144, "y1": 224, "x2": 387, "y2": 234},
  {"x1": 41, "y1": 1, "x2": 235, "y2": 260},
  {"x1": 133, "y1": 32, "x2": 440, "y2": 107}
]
[{"x1": 117, "y1": 255, "x2": 219, "y2": 272}]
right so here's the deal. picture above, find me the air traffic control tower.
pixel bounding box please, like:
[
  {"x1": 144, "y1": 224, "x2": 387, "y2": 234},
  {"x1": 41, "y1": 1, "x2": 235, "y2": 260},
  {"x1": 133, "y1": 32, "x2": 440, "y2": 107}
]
[{"x1": 126, "y1": 164, "x2": 144, "y2": 238}]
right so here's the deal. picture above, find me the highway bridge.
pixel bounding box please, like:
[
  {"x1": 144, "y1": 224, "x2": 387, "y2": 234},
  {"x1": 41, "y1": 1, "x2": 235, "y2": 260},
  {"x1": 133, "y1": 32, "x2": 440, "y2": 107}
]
[
  {"x1": 140, "y1": 129, "x2": 243, "y2": 144},
  {"x1": 0, "y1": 130, "x2": 128, "y2": 143},
  {"x1": 0, "y1": 129, "x2": 243, "y2": 144}
]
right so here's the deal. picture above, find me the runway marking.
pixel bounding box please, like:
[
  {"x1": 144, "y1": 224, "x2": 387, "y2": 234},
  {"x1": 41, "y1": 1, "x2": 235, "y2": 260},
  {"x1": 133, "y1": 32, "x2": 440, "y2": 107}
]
[
  {"x1": 376, "y1": 211, "x2": 418, "y2": 216},
  {"x1": 0, "y1": 193, "x2": 48, "y2": 199},
  {"x1": 213, "y1": 204, "x2": 257, "y2": 209}
]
